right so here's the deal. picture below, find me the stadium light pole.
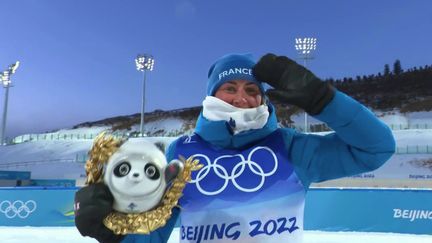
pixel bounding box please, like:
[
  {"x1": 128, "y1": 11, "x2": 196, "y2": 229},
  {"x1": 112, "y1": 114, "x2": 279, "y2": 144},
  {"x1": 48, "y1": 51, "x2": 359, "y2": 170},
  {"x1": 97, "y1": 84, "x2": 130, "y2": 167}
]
[
  {"x1": 135, "y1": 54, "x2": 154, "y2": 136},
  {"x1": 0, "y1": 61, "x2": 20, "y2": 145},
  {"x1": 295, "y1": 37, "x2": 317, "y2": 133}
]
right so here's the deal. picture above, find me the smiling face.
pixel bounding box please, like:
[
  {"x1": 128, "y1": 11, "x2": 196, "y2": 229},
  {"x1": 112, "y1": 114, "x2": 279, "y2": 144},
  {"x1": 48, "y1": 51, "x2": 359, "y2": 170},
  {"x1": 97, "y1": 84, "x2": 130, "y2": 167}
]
[
  {"x1": 104, "y1": 140, "x2": 168, "y2": 213},
  {"x1": 214, "y1": 80, "x2": 263, "y2": 108}
]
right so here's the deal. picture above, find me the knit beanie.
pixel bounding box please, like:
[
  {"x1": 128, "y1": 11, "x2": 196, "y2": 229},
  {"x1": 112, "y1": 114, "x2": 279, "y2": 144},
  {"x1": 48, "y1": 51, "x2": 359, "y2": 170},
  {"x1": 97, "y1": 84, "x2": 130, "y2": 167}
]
[{"x1": 206, "y1": 53, "x2": 265, "y2": 96}]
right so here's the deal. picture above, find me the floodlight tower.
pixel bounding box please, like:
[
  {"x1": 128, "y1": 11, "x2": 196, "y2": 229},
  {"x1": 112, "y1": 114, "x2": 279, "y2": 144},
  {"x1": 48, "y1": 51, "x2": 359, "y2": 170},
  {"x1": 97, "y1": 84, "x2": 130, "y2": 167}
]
[
  {"x1": 295, "y1": 37, "x2": 317, "y2": 133},
  {"x1": 0, "y1": 61, "x2": 20, "y2": 145},
  {"x1": 135, "y1": 54, "x2": 154, "y2": 136}
]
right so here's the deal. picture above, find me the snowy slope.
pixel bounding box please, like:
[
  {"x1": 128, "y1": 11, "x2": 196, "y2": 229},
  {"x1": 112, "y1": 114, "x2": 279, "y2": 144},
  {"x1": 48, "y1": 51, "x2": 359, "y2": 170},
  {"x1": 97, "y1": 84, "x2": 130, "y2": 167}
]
[{"x1": 0, "y1": 111, "x2": 431, "y2": 187}]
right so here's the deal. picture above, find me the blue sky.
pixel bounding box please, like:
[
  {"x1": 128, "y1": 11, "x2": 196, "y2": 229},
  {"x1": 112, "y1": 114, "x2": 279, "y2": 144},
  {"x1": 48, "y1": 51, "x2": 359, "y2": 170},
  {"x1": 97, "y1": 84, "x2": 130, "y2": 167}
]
[{"x1": 0, "y1": 0, "x2": 431, "y2": 138}]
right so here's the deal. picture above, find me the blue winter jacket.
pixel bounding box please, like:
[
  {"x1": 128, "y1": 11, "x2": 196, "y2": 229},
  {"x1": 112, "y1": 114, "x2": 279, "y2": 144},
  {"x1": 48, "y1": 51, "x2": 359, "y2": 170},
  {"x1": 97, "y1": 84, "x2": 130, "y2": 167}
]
[{"x1": 121, "y1": 91, "x2": 395, "y2": 242}]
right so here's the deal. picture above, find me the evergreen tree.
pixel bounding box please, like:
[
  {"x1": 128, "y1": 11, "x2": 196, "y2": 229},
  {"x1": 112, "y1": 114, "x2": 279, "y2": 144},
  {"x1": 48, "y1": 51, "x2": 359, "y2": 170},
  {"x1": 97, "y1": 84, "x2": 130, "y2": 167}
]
[
  {"x1": 384, "y1": 64, "x2": 390, "y2": 76},
  {"x1": 393, "y1": 59, "x2": 403, "y2": 75}
]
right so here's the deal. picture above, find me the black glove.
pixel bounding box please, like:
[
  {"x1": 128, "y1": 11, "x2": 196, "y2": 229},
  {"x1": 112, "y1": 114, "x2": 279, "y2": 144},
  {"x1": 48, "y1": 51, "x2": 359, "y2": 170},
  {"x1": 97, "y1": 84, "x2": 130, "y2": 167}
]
[
  {"x1": 253, "y1": 53, "x2": 335, "y2": 115},
  {"x1": 74, "y1": 183, "x2": 124, "y2": 243}
]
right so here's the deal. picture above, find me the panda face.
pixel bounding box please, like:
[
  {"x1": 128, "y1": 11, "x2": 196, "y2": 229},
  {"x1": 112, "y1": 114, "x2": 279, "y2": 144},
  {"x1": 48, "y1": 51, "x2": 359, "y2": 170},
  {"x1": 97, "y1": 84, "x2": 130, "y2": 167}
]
[
  {"x1": 103, "y1": 140, "x2": 169, "y2": 213},
  {"x1": 108, "y1": 154, "x2": 163, "y2": 198}
]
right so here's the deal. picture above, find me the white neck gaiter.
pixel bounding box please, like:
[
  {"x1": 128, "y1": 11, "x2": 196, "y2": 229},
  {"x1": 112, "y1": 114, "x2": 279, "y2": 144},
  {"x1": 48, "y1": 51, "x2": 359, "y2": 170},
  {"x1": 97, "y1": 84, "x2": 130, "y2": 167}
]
[{"x1": 202, "y1": 96, "x2": 269, "y2": 134}]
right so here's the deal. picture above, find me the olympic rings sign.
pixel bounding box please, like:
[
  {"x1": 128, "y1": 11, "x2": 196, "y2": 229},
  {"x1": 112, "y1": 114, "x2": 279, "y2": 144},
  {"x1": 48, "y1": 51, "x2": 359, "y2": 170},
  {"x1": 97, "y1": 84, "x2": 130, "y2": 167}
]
[
  {"x1": 0, "y1": 200, "x2": 37, "y2": 219},
  {"x1": 190, "y1": 146, "x2": 278, "y2": 196}
]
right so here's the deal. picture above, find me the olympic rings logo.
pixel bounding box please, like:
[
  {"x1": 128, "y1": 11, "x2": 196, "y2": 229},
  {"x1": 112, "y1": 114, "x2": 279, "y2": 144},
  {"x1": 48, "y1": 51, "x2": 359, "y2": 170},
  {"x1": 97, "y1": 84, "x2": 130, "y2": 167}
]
[
  {"x1": 0, "y1": 200, "x2": 37, "y2": 219},
  {"x1": 190, "y1": 146, "x2": 278, "y2": 195}
]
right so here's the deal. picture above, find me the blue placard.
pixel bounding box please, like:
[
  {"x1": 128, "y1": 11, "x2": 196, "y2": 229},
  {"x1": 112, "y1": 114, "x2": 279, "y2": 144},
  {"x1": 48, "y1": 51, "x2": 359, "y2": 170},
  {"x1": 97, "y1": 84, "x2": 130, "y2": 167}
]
[
  {"x1": 305, "y1": 188, "x2": 432, "y2": 234},
  {"x1": 0, "y1": 187, "x2": 75, "y2": 226},
  {"x1": 30, "y1": 179, "x2": 76, "y2": 187},
  {"x1": 0, "y1": 171, "x2": 31, "y2": 180},
  {"x1": 0, "y1": 187, "x2": 431, "y2": 235}
]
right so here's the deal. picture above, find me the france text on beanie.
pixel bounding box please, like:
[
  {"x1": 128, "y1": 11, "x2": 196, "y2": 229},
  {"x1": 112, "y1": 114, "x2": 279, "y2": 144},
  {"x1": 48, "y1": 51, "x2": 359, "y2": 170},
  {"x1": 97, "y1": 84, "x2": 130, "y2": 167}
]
[{"x1": 206, "y1": 53, "x2": 265, "y2": 96}]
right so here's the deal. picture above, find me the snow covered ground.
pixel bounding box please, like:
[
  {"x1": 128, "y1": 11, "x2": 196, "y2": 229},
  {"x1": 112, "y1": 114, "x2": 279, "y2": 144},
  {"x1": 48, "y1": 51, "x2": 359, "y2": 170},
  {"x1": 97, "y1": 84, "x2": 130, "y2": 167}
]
[
  {"x1": 0, "y1": 111, "x2": 431, "y2": 242},
  {"x1": 0, "y1": 227, "x2": 431, "y2": 243},
  {"x1": 1, "y1": 128, "x2": 431, "y2": 188}
]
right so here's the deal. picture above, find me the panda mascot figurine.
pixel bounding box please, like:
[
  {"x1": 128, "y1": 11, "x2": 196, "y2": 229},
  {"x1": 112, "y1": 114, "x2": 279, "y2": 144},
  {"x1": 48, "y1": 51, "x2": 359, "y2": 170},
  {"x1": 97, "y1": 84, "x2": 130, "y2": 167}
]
[
  {"x1": 79, "y1": 133, "x2": 202, "y2": 235},
  {"x1": 103, "y1": 139, "x2": 183, "y2": 213}
]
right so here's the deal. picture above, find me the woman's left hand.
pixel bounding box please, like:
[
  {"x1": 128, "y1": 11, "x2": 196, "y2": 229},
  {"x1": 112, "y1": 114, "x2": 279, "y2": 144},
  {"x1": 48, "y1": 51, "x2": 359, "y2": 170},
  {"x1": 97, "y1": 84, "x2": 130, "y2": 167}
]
[{"x1": 253, "y1": 53, "x2": 335, "y2": 115}]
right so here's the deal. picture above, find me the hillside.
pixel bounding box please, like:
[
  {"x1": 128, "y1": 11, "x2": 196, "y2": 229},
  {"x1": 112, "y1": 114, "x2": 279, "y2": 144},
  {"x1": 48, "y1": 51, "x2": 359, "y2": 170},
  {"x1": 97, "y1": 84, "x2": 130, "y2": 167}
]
[{"x1": 330, "y1": 65, "x2": 432, "y2": 112}]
